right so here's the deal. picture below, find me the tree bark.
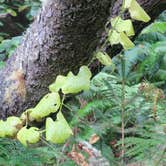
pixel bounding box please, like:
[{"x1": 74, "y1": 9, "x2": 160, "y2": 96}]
[{"x1": 0, "y1": 0, "x2": 165, "y2": 118}]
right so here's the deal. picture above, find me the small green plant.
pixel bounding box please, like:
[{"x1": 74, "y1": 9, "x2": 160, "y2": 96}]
[
  {"x1": 0, "y1": 0, "x2": 150, "y2": 146},
  {"x1": 0, "y1": 0, "x2": 41, "y2": 68},
  {"x1": 1, "y1": 1, "x2": 165, "y2": 166},
  {"x1": 0, "y1": 138, "x2": 57, "y2": 166},
  {"x1": 0, "y1": 0, "x2": 41, "y2": 20},
  {"x1": 0, "y1": 36, "x2": 22, "y2": 68},
  {"x1": 0, "y1": 66, "x2": 92, "y2": 147}
]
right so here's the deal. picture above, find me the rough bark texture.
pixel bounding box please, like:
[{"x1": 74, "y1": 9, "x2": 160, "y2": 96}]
[
  {"x1": 0, "y1": 0, "x2": 111, "y2": 118},
  {"x1": 0, "y1": 0, "x2": 165, "y2": 118}
]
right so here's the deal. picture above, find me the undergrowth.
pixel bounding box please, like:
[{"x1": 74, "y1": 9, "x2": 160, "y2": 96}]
[
  {"x1": 67, "y1": 11, "x2": 166, "y2": 165},
  {"x1": 0, "y1": 4, "x2": 165, "y2": 166}
]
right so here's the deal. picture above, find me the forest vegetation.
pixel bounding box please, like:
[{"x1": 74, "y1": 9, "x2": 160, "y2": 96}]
[{"x1": 0, "y1": 0, "x2": 166, "y2": 166}]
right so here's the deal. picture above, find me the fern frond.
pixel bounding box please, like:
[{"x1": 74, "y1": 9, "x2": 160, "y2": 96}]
[{"x1": 0, "y1": 138, "x2": 57, "y2": 166}]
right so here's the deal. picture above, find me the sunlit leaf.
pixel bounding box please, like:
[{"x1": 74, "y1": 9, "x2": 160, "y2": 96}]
[
  {"x1": 18, "y1": 5, "x2": 29, "y2": 12},
  {"x1": 6, "y1": 9, "x2": 17, "y2": 17},
  {"x1": 111, "y1": 16, "x2": 135, "y2": 36},
  {"x1": 49, "y1": 75, "x2": 67, "y2": 93},
  {"x1": 109, "y1": 30, "x2": 134, "y2": 50},
  {"x1": 46, "y1": 112, "x2": 73, "y2": 144},
  {"x1": 108, "y1": 30, "x2": 120, "y2": 45},
  {"x1": 29, "y1": 92, "x2": 61, "y2": 121},
  {"x1": 0, "y1": 117, "x2": 22, "y2": 137},
  {"x1": 124, "y1": 0, "x2": 133, "y2": 8},
  {"x1": 119, "y1": 32, "x2": 135, "y2": 49},
  {"x1": 124, "y1": 0, "x2": 150, "y2": 22},
  {"x1": 49, "y1": 66, "x2": 92, "y2": 94},
  {"x1": 96, "y1": 52, "x2": 112, "y2": 66},
  {"x1": 17, "y1": 127, "x2": 40, "y2": 146},
  {"x1": 0, "y1": 121, "x2": 6, "y2": 137}
]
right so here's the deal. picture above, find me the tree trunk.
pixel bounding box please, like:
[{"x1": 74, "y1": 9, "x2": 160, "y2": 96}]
[{"x1": 0, "y1": 0, "x2": 165, "y2": 118}]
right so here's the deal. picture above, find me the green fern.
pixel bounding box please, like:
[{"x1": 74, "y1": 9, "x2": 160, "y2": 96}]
[
  {"x1": 142, "y1": 22, "x2": 166, "y2": 34},
  {"x1": 0, "y1": 138, "x2": 57, "y2": 166},
  {"x1": 122, "y1": 128, "x2": 166, "y2": 165}
]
